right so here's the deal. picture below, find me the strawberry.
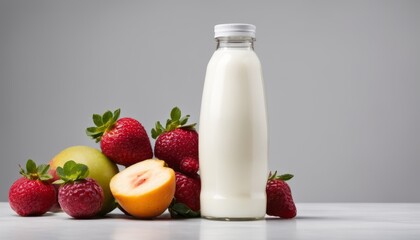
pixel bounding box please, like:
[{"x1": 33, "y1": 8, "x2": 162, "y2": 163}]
[
  {"x1": 151, "y1": 107, "x2": 198, "y2": 173},
  {"x1": 168, "y1": 171, "x2": 201, "y2": 218},
  {"x1": 54, "y1": 160, "x2": 104, "y2": 219},
  {"x1": 179, "y1": 157, "x2": 199, "y2": 176},
  {"x1": 8, "y1": 159, "x2": 56, "y2": 216},
  {"x1": 86, "y1": 109, "x2": 153, "y2": 167},
  {"x1": 266, "y1": 171, "x2": 297, "y2": 218}
]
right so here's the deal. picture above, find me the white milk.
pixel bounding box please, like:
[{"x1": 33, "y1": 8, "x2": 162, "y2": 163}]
[{"x1": 199, "y1": 24, "x2": 268, "y2": 220}]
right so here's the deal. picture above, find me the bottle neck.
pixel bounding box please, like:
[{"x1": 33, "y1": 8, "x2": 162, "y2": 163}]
[{"x1": 216, "y1": 36, "x2": 255, "y2": 50}]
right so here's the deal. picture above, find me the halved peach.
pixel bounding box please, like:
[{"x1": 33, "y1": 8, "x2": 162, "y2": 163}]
[{"x1": 110, "y1": 159, "x2": 175, "y2": 218}]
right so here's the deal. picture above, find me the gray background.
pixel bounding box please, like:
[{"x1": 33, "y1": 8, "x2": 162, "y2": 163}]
[{"x1": 1, "y1": 0, "x2": 419, "y2": 202}]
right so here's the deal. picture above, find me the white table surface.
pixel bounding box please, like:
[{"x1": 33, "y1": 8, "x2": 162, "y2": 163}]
[{"x1": 1, "y1": 202, "x2": 419, "y2": 240}]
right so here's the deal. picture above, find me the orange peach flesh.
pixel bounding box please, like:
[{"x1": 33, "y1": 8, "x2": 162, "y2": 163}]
[{"x1": 110, "y1": 159, "x2": 175, "y2": 218}]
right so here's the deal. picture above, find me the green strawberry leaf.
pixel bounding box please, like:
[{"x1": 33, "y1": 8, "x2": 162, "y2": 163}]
[
  {"x1": 268, "y1": 171, "x2": 294, "y2": 181},
  {"x1": 86, "y1": 108, "x2": 121, "y2": 143},
  {"x1": 37, "y1": 164, "x2": 50, "y2": 176},
  {"x1": 151, "y1": 121, "x2": 165, "y2": 139},
  {"x1": 157, "y1": 121, "x2": 164, "y2": 132},
  {"x1": 39, "y1": 173, "x2": 53, "y2": 181},
  {"x1": 151, "y1": 106, "x2": 197, "y2": 139},
  {"x1": 63, "y1": 160, "x2": 76, "y2": 176},
  {"x1": 102, "y1": 110, "x2": 112, "y2": 124},
  {"x1": 278, "y1": 174, "x2": 294, "y2": 181},
  {"x1": 26, "y1": 159, "x2": 37, "y2": 174},
  {"x1": 151, "y1": 129, "x2": 158, "y2": 139},
  {"x1": 18, "y1": 165, "x2": 25, "y2": 176},
  {"x1": 112, "y1": 109, "x2": 121, "y2": 123},
  {"x1": 93, "y1": 114, "x2": 103, "y2": 127},
  {"x1": 165, "y1": 119, "x2": 171, "y2": 129},
  {"x1": 179, "y1": 115, "x2": 189, "y2": 125},
  {"x1": 86, "y1": 127, "x2": 99, "y2": 135},
  {"x1": 19, "y1": 159, "x2": 52, "y2": 181},
  {"x1": 168, "y1": 199, "x2": 200, "y2": 218},
  {"x1": 170, "y1": 107, "x2": 181, "y2": 121},
  {"x1": 54, "y1": 160, "x2": 90, "y2": 185},
  {"x1": 53, "y1": 179, "x2": 66, "y2": 185},
  {"x1": 77, "y1": 164, "x2": 89, "y2": 179},
  {"x1": 56, "y1": 166, "x2": 66, "y2": 179}
]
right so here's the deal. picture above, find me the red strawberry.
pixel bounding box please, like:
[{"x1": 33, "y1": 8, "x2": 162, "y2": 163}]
[
  {"x1": 86, "y1": 109, "x2": 153, "y2": 167},
  {"x1": 152, "y1": 107, "x2": 198, "y2": 172},
  {"x1": 168, "y1": 171, "x2": 201, "y2": 218},
  {"x1": 8, "y1": 159, "x2": 56, "y2": 216},
  {"x1": 179, "y1": 157, "x2": 199, "y2": 176},
  {"x1": 54, "y1": 160, "x2": 104, "y2": 219},
  {"x1": 266, "y1": 171, "x2": 297, "y2": 218}
]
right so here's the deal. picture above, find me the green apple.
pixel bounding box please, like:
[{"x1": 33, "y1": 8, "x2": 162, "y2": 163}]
[{"x1": 50, "y1": 145, "x2": 119, "y2": 215}]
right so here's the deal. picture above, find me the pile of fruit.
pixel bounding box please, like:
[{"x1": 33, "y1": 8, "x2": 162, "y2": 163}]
[{"x1": 8, "y1": 107, "x2": 296, "y2": 219}]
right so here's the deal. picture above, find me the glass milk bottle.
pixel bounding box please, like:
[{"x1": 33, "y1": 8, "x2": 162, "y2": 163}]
[{"x1": 199, "y1": 23, "x2": 268, "y2": 220}]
